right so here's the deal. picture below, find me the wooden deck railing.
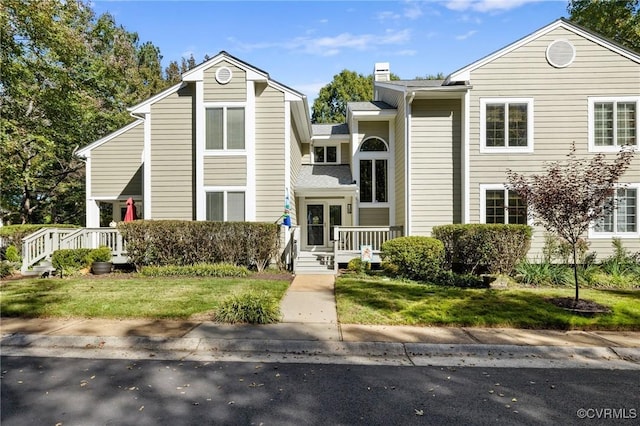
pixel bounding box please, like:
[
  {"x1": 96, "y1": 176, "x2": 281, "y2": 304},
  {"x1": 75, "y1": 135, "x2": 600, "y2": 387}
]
[
  {"x1": 333, "y1": 226, "x2": 403, "y2": 270},
  {"x1": 21, "y1": 228, "x2": 76, "y2": 273},
  {"x1": 21, "y1": 227, "x2": 127, "y2": 272}
]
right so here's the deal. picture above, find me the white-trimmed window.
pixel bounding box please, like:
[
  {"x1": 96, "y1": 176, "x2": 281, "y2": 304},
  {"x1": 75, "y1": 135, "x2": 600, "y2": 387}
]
[
  {"x1": 480, "y1": 185, "x2": 528, "y2": 225},
  {"x1": 205, "y1": 106, "x2": 245, "y2": 150},
  {"x1": 591, "y1": 185, "x2": 639, "y2": 238},
  {"x1": 358, "y1": 137, "x2": 388, "y2": 204},
  {"x1": 206, "y1": 191, "x2": 245, "y2": 221},
  {"x1": 588, "y1": 97, "x2": 639, "y2": 152},
  {"x1": 313, "y1": 145, "x2": 338, "y2": 164},
  {"x1": 480, "y1": 98, "x2": 534, "y2": 153}
]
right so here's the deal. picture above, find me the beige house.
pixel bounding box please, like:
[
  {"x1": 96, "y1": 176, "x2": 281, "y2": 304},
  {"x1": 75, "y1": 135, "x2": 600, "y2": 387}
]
[{"x1": 76, "y1": 18, "x2": 640, "y2": 270}]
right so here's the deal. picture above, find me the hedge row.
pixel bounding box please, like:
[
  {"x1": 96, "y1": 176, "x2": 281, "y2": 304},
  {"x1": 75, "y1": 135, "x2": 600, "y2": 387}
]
[
  {"x1": 140, "y1": 263, "x2": 250, "y2": 278},
  {"x1": 118, "y1": 221, "x2": 280, "y2": 271},
  {"x1": 432, "y1": 224, "x2": 532, "y2": 275}
]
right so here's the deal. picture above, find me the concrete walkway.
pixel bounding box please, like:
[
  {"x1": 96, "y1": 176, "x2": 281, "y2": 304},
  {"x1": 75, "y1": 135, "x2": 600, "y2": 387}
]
[{"x1": 2, "y1": 274, "x2": 640, "y2": 368}]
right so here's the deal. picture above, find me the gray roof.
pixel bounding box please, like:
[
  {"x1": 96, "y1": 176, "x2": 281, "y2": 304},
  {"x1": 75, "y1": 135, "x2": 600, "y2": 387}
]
[
  {"x1": 348, "y1": 101, "x2": 395, "y2": 111},
  {"x1": 295, "y1": 165, "x2": 356, "y2": 190},
  {"x1": 311, "y1": 123, "x2": 350, "y2": 136}
]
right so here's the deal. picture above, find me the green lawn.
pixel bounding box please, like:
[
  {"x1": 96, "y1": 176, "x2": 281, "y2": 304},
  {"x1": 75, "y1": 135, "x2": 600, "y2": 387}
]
[
  {"x1": 0, "y1": 275, "x2": 290, "y2": 320},
  {"x1": 336, "y1": 276, "x2": 640, "y2": 330}
]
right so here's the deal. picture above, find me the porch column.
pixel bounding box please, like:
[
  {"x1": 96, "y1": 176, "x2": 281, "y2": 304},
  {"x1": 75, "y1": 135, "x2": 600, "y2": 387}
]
[
  {"x1": 112, "y1": 202, "x2": 122, "y2": 222},
  {"x1": 86, "y1": 199, "x2": 100, "y2": 228}
]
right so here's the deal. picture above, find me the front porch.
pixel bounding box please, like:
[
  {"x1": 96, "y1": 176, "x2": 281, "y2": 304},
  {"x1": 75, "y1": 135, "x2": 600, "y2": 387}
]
[{"x1": 21, "y1": 225, "x2": 403, "y2": 275}]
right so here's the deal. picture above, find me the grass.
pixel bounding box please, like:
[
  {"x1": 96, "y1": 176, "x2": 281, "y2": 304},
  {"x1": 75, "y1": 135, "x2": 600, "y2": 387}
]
[
  {"x1": 336, "y1": 276, "x2": 640, "y2": 330},
  {"x1": 0, "y1": 275, "x2": 290, "y2": 320}
]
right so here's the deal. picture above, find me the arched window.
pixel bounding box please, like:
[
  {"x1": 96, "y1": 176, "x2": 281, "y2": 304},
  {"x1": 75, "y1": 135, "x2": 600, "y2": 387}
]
[{"x1": 358, "y1": 137, "x2": 388, "y2": 203}]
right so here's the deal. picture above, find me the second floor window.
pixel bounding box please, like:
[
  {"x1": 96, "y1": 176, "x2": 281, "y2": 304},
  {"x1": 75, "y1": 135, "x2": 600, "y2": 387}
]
[
  {"x1": 481, "y1": 98, "x2": 534, "y2": 153},
  {"x1": 314, "y1": 146, "x2": 338, "y2": 164},
  {"x1": 206, "y1": 107, "x2": 245, "y2": 150},
  {"x1": 359, "y1": 137, "x2": 388, "y2": 203},
  {"x1": 590, "y1": 98, "x2": 638, "y2": 150}
]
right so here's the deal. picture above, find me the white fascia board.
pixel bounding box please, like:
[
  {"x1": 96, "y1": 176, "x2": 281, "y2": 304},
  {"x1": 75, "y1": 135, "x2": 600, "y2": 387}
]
[
  {"x1": 312, "y1": 135, "x2": 350, "y2": 143},
  {"x1": 77, "y1": 120, "x2": 144, "y2": 157},
  {"x1": 127, "y1": 82, "x2": 185, "y2": 114},
  {"x1": 182, "y1": 52, "x2": 270, "y2": 83},
  {"x1": 351, "y1": 110, "x2": 397, "y2": 120}
]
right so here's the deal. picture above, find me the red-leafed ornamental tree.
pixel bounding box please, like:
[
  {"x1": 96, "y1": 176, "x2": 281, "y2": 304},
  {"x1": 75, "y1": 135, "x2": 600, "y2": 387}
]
[{"x1": 506, "y1": 144, "x2": 634, "y2": 301}]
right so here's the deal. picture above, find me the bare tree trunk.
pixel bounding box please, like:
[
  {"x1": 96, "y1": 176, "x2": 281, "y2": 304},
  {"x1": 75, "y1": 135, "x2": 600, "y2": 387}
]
[{"x1": 573, "y1": 243, "x2": 579, "y2": 301}]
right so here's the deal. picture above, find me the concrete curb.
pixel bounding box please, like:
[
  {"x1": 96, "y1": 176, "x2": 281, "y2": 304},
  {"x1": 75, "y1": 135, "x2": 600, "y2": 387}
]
[{"x1": 3, "y1": 333, "x2": 639, "y2": 369}]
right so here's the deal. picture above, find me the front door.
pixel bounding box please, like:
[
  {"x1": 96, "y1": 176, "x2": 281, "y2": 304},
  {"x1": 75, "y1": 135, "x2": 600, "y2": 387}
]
[
  {"x1": 305, "y1": 202, "x2": 344, "y2": 250},
  {"x1": 307, "y1": 204, "x2": 324, "y2": 246}
]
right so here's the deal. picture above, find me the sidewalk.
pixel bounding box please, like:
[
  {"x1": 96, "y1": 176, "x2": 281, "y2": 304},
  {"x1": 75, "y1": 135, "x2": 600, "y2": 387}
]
[{"x1": 2, "y1": 274, "x2": 639, "y2": 368}]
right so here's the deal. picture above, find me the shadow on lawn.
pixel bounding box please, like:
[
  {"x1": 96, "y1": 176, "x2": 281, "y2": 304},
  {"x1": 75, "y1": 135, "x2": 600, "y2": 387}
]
[
  {"x1": 0, "y1": 279, "x2": 67, "y2": 318},
  {"x1": 336, "y1": 278, "x2": 640, "y2": 330}
]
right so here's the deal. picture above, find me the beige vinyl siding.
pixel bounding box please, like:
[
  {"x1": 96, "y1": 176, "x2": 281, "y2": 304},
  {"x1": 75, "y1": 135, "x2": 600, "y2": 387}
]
[
  {"x1": 91, "y1": 122, "x2": 143, "y2": 197},
  {"x1": 301, "y1": 143, "x2": 311, "y2": 165},
  {"x1": 255, "y1": 85, "x2": 286, "y2": 221},
  {"x1": 467, "y1": 27, "x2": 640, "y2": 256},
  {"x1": 410, "y1": 99, "x2": 462, "y2": 234},
  {"x1": 340, "y1": 143, "x2": 350, "y2": 165},
  {"x1": 203, "y1": 61, "x2": 247, "y2": 102},
  {"x1": 150, "y1": 84, "x2": 194, "y2": 219},
  {"x1": 289, "y1": 124, "x2": 303, "y2": 224},
  {"x1": 359, "y1": 207, "x2": 389, "y2": 226},
  {"x1": 359, "y1": 121, "x2": 389, "y2": 142},
  {"x1": 203, "y1": 156, "x2": 247, "y2": 186}
]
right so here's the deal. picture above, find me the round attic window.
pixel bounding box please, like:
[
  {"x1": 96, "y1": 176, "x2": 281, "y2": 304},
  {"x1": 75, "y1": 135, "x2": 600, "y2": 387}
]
[
  {"x1": 215, "y1": 66, "x2": 232, "y2": 84},
  {"x1": 546, "y1": 39, "x2": 576, "y2": 68}
]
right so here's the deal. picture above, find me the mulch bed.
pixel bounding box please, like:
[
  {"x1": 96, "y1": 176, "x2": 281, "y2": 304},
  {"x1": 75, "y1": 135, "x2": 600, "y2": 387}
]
[{"x1": 547, "y1": 297, "x2": 612, "y2": 315}]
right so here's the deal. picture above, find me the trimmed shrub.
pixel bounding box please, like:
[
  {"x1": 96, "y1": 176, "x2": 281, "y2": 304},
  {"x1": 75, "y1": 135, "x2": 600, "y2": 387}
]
[
  {"x1": 86, "y1": 246, "x2": 113, "y2": 263},
  {"x1": 346, "y1": 257, "x2": 370, "y2": 274},
  {"x1": 4, "y1": 245, "x2": 21, "y2": 262},
  {"x1": 140, "y1": 263, "x2": 250, "y2": 278},
  {"x1": 381, "y1": 236, "x2": 444, "y2": 281},
  {"x1": 118, "y1": 220, "x2": 280, "y2": 271},
  {"x1": 0, "y1": 261, "x2": 13, "y2": 278},
  {"x1": 51, "y1": 248, "x2": 92, "y2": 275},
  {"x1": 214, "y1": 291, "x2": 281, "y2": 324},
  {"x1": 432, "y1": 224, "x2": 532, "y2": 275}
]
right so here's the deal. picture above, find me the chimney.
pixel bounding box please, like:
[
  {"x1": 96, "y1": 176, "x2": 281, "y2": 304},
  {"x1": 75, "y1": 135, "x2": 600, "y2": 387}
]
[{"x1": 374, "y1": 62, "x2": 390, "y2": 82}]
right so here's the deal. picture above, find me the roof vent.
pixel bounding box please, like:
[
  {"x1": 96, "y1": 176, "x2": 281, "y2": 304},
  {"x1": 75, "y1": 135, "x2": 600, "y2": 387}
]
[
  {"x1": 215, "y1": 66, "x2": 232, "y2": 84},
  {"x1": 374, "y1": 62, "x2": 390, "y2": 82},
  {"x1": 546, "y1": 39, "x2": 575, "y2": 68}
]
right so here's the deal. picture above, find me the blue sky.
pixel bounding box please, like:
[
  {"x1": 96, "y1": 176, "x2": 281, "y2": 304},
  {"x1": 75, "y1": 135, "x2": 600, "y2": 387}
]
[{"x1": 92, "y1": 0, "x2": 570, "y2": 103}]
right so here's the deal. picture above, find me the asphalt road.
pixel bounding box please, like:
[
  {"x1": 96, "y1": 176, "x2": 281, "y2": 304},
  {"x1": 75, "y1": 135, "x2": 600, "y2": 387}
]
[{"x1": 2, "y1": 356, "x2": 638, "y2": 426}]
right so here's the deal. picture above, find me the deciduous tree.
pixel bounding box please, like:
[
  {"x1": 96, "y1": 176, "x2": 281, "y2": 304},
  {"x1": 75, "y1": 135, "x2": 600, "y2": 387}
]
[
  {"x1": 1, "y1": 0, "x2": 167, "y2": 224},
  {"x1": 506, "y1": 145, "x2": 634, "y2": 301},
  {"x1": 311, "y1": 70, "x2": 399, "y2": 124},
  {"x1": 568, "y1": 0, "x2": 640, "y2": 52}
]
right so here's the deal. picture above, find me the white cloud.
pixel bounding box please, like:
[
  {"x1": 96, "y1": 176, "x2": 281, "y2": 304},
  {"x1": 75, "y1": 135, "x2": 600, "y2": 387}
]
[
  {"x1": 445, "y1": 0, "x2": 542, "y2": 12},
  {"x1": 377, "y1": 10, "x2": 401, "y2": 21},
  {"x1": 455, "y1": 30, "x2": 478, "y2": 40},
  {"x1": 403, "y1": 2, "x2": 423, "y2": 19},
  {"x1": 228, "y1": 26, "x2": 411, "y2": 57}
]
